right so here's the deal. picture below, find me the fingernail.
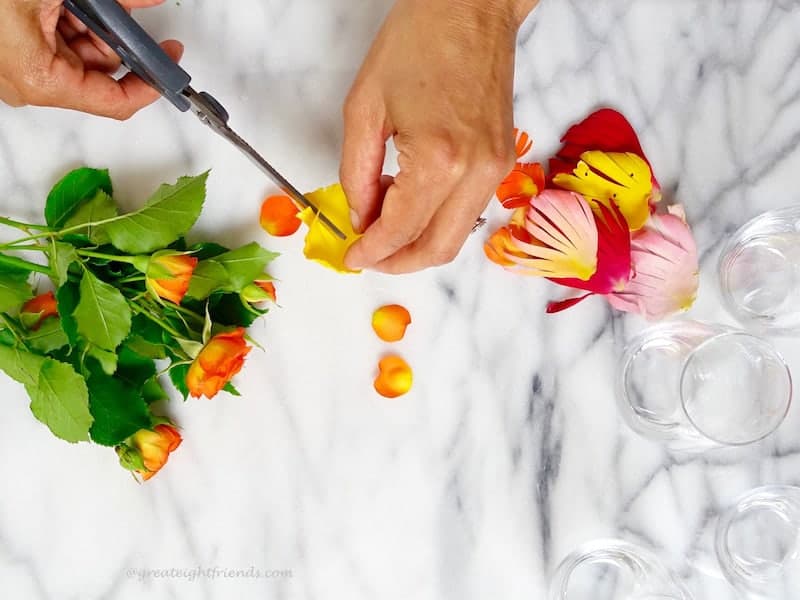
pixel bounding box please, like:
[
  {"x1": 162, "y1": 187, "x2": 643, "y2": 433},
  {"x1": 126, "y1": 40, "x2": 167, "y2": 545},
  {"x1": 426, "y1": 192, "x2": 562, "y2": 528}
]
[{"x1": 349, "y1": 209, "x2": 361, "y2": 233}]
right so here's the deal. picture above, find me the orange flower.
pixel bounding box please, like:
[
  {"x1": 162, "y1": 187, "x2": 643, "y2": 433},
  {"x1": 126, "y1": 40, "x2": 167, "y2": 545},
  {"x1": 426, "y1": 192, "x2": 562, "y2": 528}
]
[
  {"x1": 260, "y1": 195, "x2": 302, "y2": 237},
  {"x1": 513, "y1": 127, "x2": 533, "y2": 158},
  {"x1": 186, "y1": 328, "x2": 251, "y2": 399},
  {"x1": 130, "y1": 424, "x2": 182, "y2": 481},
  {"x1": 372, "y1": 304, "x2": 411, "y2": 342},
  {"x1": 255, "y1": 280, "x2": 277, "y2": 303},
  {"x1": 146, "y1": 251, "x2": 198, "y2": 305},
  {"x1": 374, "y1": 355, "x2": 413, "y2": 398},
  {"x1": 20, "y1": 291, "x2": 59, "y2": 330}
]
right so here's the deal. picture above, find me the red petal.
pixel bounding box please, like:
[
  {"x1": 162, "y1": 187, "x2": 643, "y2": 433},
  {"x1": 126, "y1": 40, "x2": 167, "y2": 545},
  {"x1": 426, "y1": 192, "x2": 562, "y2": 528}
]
[
  {"x1": 548, "y1": 108, "x2": 651, "y2": 182},
  {"x1": 546, "y1": 294, "x2": 593, "y2": 313}
]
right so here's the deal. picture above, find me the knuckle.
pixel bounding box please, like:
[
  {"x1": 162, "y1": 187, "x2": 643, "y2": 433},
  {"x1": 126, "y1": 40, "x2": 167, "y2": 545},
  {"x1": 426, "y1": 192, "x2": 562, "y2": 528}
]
[
  {"x1": 429, "y1": 245, "x2": 459, "y2": 266},
  {"x1": 481, "y1": 140, "x2": 516, "y2": 180},
  {"x1": 385, "y1": 221, "x2": 424, "y2": 250},
  {"x1": 426, "y1": 135, "x2": 467, "y2": 181}
]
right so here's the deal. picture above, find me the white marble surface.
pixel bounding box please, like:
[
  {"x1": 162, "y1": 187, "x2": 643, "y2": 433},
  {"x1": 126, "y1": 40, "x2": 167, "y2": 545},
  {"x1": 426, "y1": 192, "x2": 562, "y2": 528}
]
[{"x1": 1, "y1": 1, "x2": 800, "y2": 598}]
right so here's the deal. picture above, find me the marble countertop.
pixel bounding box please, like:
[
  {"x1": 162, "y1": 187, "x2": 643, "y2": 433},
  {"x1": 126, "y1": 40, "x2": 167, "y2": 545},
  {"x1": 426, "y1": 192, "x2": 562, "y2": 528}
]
[{"x1": 1, "y1": 1, "x2": 800, "y2": 598}]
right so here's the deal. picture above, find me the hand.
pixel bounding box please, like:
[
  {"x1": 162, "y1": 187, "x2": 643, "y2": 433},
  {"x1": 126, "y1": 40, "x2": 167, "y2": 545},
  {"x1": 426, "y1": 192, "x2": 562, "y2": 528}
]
[
  {"x1": 341, "y1": 0, "x2": 538, "y2": 273},
  {"x1": 0, "y1": 0, "x2": 183, "y2": 120}
]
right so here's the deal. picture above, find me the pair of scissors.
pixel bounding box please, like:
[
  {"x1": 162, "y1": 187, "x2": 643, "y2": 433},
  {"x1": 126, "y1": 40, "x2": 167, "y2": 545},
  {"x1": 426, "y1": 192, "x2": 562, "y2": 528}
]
[{"x1": 63, "y1": 0, "x2": 346, "y2": 240}]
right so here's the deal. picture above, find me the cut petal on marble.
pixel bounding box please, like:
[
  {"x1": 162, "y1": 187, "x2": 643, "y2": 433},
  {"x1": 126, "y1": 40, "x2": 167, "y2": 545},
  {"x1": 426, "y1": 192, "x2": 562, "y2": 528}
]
[
  {"x1": 300, "y1": 183, "x2": 362, "y2": 273},
  {"x1": 372, "y1": 304, "x2": 411, "y2": 342},
  {"x1": 514, "y1": 127, "x2": 533, "y2": 158},
  {"x1": 496, "y1": 162, "x2": 546, "y2": 209},
  {"x1": 260, "y1": 195, "x2": 302, "y2": 237},
  {"x1": 552, "y1": 151, "x2": 653, "y2": 230},
  {"x1": 497, "y1": 190, "x2": 599, "y2": 281},
  {"x1": 374, "y1": 355, "x2": 413, "y2": 398},
  {"x1": 606, "y1": 210, "x2": 699, "y2": 320}
]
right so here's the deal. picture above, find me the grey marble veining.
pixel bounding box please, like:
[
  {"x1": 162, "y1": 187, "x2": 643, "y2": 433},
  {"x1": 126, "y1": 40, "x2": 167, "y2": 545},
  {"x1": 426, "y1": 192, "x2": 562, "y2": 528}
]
[{"x1": 0, "y1": 1, "x2": 799, "y2": 599}]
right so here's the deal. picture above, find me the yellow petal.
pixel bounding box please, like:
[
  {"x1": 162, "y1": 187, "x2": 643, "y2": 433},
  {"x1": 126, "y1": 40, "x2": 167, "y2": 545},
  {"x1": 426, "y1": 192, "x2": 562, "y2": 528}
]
[
  {"x1": 300, "y1": 183, "x2": 362, "y2": 273},
  {"x1": 552, "y1": 151, "x2": 652, "y2": 230}
]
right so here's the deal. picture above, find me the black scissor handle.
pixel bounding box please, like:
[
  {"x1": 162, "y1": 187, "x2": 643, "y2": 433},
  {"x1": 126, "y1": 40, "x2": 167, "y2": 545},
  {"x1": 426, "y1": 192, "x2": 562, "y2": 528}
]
[{"x1": 63, "y1": 0, "x2": 191, "y2": 111}]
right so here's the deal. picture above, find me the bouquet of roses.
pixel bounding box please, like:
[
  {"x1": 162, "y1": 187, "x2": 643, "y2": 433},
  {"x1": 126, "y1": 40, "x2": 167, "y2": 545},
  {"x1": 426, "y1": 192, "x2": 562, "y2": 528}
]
[
  {"x1": 0, "y1": 168, "x2": 277, "y2": 480},
  {"x1": 485, "y1": 109, "x2": 699, "y2": 320}
]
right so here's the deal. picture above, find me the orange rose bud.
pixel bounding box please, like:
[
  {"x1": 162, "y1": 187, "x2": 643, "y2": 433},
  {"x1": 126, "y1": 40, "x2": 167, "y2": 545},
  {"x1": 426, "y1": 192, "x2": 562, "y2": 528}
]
[
  {"x1": 131, "y1": 424, "x2": 182, "y2": 481},
  {"x1": 20, "y1": 291, "x2": 59, "y2": 330},
  {"x1": 186, "y1": 328, "x2": 251, "y2": 399},
  {"x1": 147, "y1": 252, "x2": 198, "y2": 305},
  {"x1": 254, "y1": 280, "x2": 277, "y2": 303},
  {"x1": 374, "y1": 355, "x2": 413, "y2": 398},
  {"x1": 260, "y1": 195, "x2": 302, "y2": 237},
  {"x1": 371, "y1": 304, "x2": 411, "y2": 342}
]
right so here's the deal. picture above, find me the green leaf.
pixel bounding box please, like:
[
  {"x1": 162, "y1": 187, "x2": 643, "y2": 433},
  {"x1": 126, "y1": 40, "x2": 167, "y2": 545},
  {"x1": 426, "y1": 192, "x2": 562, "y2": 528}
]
[
  {"x1": 186, "y1": 243, "x2": 277, "y2": 300},
  {"x1": 73, "y1": 270, "x2": 132, "y2": 351},
  {"x1": 168, "y1": 362, "x2": 190, "y2": 400},
  {"x1": 45, "y1": 167, "x2": 112, "y2": 228},
  {"x1": 0, "y1": 261, "x2": 32, "y2": 313},
  {"x1": 86, "y1": 344, "x2": 118, "y2": 375},
  {"x1": 117, "y1": 345, "x2": 155, "y2": 386},
  {"x1": 56, "y1": 281, "x2": 80, "y2": 346},
  {"x1": 100, "y1": 172, "x2": 208, "y2": 254},
  {"x1": 26, "y1": 318, "x2": 69, "y2": 353},
  {"x1": 50, "y1": 242, "x2": 80, "y2": 287},
  {"x1": 30, "y1": 359, "x2": 92, "y2": 443},
  {"x1": 142, "y1": 377, "x2": 168, "y2": 404},
  {"x1": 87, "y1": 371, "x2": 151, "y2": 446},
  {"x1": 187, "y1": 241, "x2": 229, "y2": 260},
  {"x1": 0, "y1": 344, "x2": 46, "y2": 387},
  {"x1": 62, "y1": 190, "x2": 118, "y2": 244},
  {"x1": 186, "y1": 260, "x2": 231, "y2": 300},
  {"x1": 223, "y1": 382, "x2": 241, "y2": 397},
  {"x1": 209, "y1": 292, "x2": 266, "y2": 327},
  {"x1": 214, "y1": 243, "x2": 278, "y2": 291}
]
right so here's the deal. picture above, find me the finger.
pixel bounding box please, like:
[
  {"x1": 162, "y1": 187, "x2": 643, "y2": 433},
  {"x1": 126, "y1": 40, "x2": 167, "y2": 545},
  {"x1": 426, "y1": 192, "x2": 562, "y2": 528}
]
[
  {"x1": 344, "y1": 160, "x2": 458, "y2": 270},
  {"x1": 57, "y1": 17, "x2": 82, "y2": 42},
  {"x1": 371, "y1": 156, "x2": 512, "y2": 274},
  {"x1": 340, "y1": 88, "x2": 388, "y2": 233},
  {"x1": 68, "y1": 35, "x2": 122, "y2": 72},
  {"x1": 36, "y1": 39, "x2": 184, "y2": 119}
]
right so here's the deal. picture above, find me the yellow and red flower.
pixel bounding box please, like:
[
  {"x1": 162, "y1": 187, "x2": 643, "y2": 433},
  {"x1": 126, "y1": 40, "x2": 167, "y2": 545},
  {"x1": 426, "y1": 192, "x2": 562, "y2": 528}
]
[
  {"x1": 20, "y1": 291, "x2": 59, "y2": 330},
  {"x1": 128, "y1": 424, "x2": 182, "y2": 481},
  {"x1": 146, "y1": 251, "x2": 198, "y2": 305},
  {"x1": 186, "y1": 328, "x2": 251, "y2": 399}
]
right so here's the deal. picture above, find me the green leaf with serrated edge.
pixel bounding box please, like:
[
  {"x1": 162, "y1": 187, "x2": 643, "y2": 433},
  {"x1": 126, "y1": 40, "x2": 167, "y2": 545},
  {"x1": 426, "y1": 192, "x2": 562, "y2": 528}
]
[
  {"x1": 117, "y1": 345, "x2": 155, "y2": 386},
  {"x1": 98, "y1": 172, "x2": 208, "y2": 254},
  {"x1": 56, "y1": 281, "x2": 80, "y2": 346},
  {"x1": 29, "y1": 359, "x2": 92, "y2": 443},
  {"x1": 168, "y1": 362, "x2": 190, "y2": 400},
  {"x1": 45, "y1": 167, "x2": 112, "y2": 228},
  {"x1": 87, "y1": 344, "x2": 117, "y2": 375},
  {"x1": 0, "y1": 260, "x2": 32, "y2": 313},
  {"x1": 87, "y1": 370, "x2": 151, "y2": 446},
  {"x1": 186, "y1": 259, "x2": 230, "y2": 300},
  {"x1": 214, "y1": 243, "x2": 279, "y2": 291},
  {"x1": 0, "y1": 344, "x2": 46, "y2": 387},
  {"x1": 50, "y1": 241, "x2": 80, "y2": 287},
  {"x1": 73, "y1": 270, "x2": 132, "y2": 351},
  {"x1": 125, "y1": 328, "x2": 168, "y2": 360},
  {"x1": 26, "y1": 318, "x2": 69, "y2": 354},
  {"x1": 223, "y1": 382, "x2": 241, "y2": 397},
  {"x1": 62, "y1": 190, "x2": 118, "y2": 244}
]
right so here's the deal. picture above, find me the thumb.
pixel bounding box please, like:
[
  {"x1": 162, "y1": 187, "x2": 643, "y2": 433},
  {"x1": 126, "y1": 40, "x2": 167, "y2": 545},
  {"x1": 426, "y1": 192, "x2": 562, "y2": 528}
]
[{"x1": 339, "y1": 92, "x2": 387, "y2": 233}]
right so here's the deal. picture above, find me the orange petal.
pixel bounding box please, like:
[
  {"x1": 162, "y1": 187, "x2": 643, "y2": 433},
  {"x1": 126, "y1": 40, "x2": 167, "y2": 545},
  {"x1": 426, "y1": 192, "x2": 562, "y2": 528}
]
[
  {"x1": 374, "y1": 355, "x2": 413, "y2": 398},
  {"x1": 514, "y1": 128, "x2": 533, "y2": 158},
  {"x1": 372, "y1": 304, "x2": 411, "y2": 342},
  {"x1": 496, "y1": 163, "x2": 545, "y2": 209},
  {"x1": 260, "y1": 195, "x2": 302, "y2": 237}
]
